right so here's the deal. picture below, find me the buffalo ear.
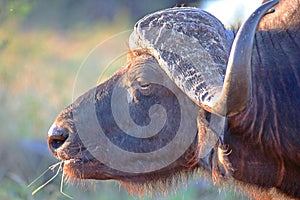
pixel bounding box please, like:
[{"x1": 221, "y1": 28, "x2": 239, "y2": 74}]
[
  {"x1": 197, "y1": 110, "x2": 233, "y2": 182},
  {"x1": 196, "y1": 110, "x2": 219, "y2": 158},
  {"x1": 211, "y1": 140, "x2": 234, "y2": 184}
]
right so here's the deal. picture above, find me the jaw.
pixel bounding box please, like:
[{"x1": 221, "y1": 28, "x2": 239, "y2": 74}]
[
  {"x1": 62, "y1": 155, "x2": 202, "y2": 197},
  {"x1": 63, "y1": 158, "x2": 115, "y2": 180},
  {"x1": 61, "y1": 145, "x2": 201, "y2": 181}
]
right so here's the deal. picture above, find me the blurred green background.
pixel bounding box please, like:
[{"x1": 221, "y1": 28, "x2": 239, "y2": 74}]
[{"x1": 0, "y1": 0, "x2": 250, "y2": 199}]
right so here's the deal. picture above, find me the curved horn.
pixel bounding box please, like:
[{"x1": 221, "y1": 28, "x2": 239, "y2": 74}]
[
  {"x1": 128, "y1": 0, "x2": 278, "y2": 117},
  {"x1": 211, "y1": 0, "x2": 279, "y2": 116},
  {"x1": 129, "y1": 7, "x2": 231, "y2": 110}
]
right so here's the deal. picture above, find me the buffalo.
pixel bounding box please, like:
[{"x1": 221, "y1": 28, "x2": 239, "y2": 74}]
[{"x1": 47, "y1": 0, "x2": 300, "y2": 199}]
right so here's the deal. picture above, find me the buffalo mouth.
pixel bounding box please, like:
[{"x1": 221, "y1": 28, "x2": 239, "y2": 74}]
[
  {"x1": 47, "y1": 128, "x2": 115, "y2": 180},
  {"x1": 61, "y1": 155, "x2": 191, "y2": 182},
  {"x1": 62, "y1": 157, "x2": 115, "y2": 181}
]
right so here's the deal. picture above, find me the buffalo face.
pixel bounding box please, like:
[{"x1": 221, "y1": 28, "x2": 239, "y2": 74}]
[{"x1": 47, "y1": 51, "x2": 201, "y2": 186}]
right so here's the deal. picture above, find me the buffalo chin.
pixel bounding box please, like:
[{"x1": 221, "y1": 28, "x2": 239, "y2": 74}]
[
  {"x1": 62, "y1": 155, "x2": 201, "y2": 196},
  {"x1": 118, "y1": 166, "x2": 200, "y2": 197},
  {"x1": 63, "y1": 159, "x2": 113, "y2": 181}
]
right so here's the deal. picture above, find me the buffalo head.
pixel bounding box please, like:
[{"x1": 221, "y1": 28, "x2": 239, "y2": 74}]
[{"x1": 46, "y1": 0, "x2": 289, "y2": 197}]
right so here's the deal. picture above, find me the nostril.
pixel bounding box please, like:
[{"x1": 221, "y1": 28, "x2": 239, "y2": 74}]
[
  {"x1": 49, "y1": 134, "x2": 68, "y2": 150},
  {"x1": 48, "y1": 124, "x2": 69, "y2": 152}
]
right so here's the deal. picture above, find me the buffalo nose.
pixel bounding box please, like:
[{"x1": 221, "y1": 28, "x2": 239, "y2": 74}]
[{"x1": 47, "y1": 123, "x2": 69, "y2": 154}]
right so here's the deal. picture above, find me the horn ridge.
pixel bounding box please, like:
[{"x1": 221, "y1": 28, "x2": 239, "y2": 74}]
[{"x1": 129, "y1": 7, "x2": 230, "y2": 108}]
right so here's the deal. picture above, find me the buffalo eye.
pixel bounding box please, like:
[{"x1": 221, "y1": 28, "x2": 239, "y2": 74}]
[{"x1": 137, "y1": 82, "x2": 152, "y2": 96}]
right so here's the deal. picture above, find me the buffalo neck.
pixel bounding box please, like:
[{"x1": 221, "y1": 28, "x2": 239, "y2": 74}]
[{"x1": 224, "y1": 28, "x2": 300, "y2": 198}]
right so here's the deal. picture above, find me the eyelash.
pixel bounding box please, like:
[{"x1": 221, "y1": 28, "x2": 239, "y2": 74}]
[
  {"x1": 139, "y1": 82, "x2": 151, "y2": 88},
  {"x1": 138, "y1": 82, "x2": 152, "y2": 95}
]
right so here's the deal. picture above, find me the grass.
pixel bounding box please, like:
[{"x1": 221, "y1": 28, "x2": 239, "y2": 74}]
[{"x1": 0, "y1": 14, "x2": 249, "y2": 200}]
